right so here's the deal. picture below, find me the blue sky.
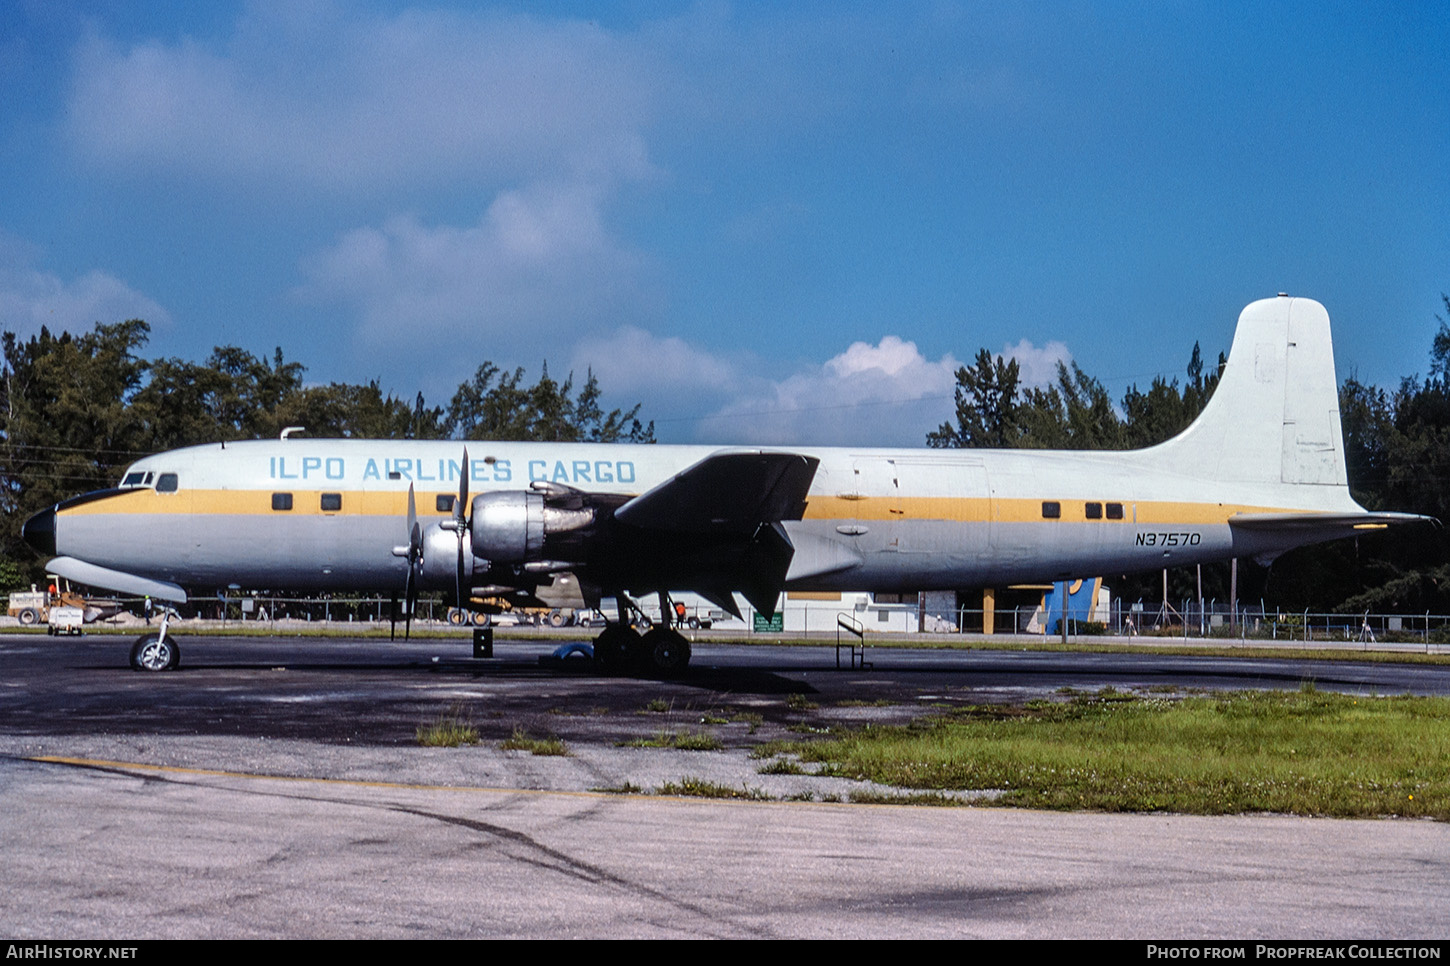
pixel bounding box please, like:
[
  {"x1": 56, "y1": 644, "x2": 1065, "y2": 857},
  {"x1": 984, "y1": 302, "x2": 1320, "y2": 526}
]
[{"x1": 2, "y1": 1, "x2": 1446, "y2": 445}]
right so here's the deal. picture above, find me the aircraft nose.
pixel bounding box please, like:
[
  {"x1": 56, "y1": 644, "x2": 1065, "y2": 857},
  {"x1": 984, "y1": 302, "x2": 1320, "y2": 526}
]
[{"x1": 21, "y1": 507, "x2": 56, "y2": 556}]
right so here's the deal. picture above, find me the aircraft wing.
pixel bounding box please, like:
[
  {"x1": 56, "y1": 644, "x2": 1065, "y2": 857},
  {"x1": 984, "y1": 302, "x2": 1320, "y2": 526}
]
[
  {"x1": 45, "y1": 556, "x2": 189, "y2": 603},
  {"x1": 614, "y1": 450, "x2": 819, "y2": 533},
  {"x1": 602, "y1": 451, "x2": 820, "y2": 617}
]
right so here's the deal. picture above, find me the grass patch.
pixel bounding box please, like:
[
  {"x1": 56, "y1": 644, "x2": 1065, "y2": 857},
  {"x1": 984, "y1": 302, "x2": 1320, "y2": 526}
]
[
  {"x1": 757, "y1": 757, "x2": 806, "y2": 775},
  {"x1": 644, "y1": 697, "x2": 671, "y2": 713},
  {"x1": 786, "y1": 693, "x2": 819, "y2": 712},
  {"x1": 776, "y1": 690, "x2": 1450, "y2": 819},
  {"x1": 848, "y1": 789, "x2": 966, "y2": 807},
  {"x1": 673, "y1": 730, "x2": 724, "y2": 751},
  {"x1": 621, "y1": 729, "x2": 723, "y2": 751},
  {"x1": 416, "y1": 707, "x2": 479, "y2": 747},
  {"x1": 500, "y1": 727, "x2": 570, "y2": 756},
  {"x1": 657, "y1": 777, "x2": 770, "y2": 800},
  {"x1": 731, "y1": 712, "x2": 764, "y2": 734},
  {"x1": 592, "y1": 781, "x2": 643, "y2": 795}
]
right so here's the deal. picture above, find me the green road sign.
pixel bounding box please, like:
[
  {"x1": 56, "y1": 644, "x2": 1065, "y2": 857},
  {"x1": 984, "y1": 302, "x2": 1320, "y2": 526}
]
[{"x1": 752, "y1": 612, "x2": 784, "y2": 632}]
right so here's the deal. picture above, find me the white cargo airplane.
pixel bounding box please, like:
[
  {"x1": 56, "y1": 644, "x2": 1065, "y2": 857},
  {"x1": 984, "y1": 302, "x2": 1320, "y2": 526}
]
[{"x1": 22, "y1": 296, "x2": 1429, "y2": 673}]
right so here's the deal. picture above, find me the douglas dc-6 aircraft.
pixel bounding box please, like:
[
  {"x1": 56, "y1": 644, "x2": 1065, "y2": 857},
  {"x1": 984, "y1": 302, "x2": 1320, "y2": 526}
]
[{"x1": 21, "y1": 295, "x2": 1432, "y2": 673}]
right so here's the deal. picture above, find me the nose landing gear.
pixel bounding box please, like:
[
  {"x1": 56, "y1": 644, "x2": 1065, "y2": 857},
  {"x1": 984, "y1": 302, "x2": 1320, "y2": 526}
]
[{"x1": 129, "y1": 607, "x2": 180, "y2": 671}]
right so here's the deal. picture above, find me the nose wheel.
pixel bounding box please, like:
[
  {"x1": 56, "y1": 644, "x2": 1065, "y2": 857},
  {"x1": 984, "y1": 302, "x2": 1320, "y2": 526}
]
[
  {"x1": 128, "y1": 608, "x2": 180, "y2": 671},
  {"x1": 129, "y1": 632, "x2": 179, "y2": 671}
]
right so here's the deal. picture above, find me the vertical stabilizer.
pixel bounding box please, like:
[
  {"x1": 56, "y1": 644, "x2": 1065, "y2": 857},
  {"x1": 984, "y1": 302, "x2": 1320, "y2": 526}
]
[{"x1": 1148, "y1": 296, "x2": 1348, "y2": 489}]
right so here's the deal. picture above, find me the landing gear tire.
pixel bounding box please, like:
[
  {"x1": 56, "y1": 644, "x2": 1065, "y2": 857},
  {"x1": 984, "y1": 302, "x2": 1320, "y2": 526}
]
[
  {"x1": 593, "y1": 625, "x2": 638, "y2": 671},
  {"x1": 129, "y1": 633, "x2": 179, "y2": 672},
  {"x1": 640, "y1": 628, "x2": 691, "y2": 676}
]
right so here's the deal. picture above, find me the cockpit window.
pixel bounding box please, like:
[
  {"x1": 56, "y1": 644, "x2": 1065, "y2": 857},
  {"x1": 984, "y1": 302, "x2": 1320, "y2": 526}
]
[
  {"x1": 156, "y1": 473, "x2": 179, "y2": 493},
  {"x1": 122, "y1": 472, "x2": 146, "y2": 487}
]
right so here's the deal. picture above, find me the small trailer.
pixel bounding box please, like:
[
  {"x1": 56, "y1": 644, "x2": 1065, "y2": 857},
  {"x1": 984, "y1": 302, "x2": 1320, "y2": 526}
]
[{"x1": 46, "y1": 606, "x2": 86, "y2": 636}]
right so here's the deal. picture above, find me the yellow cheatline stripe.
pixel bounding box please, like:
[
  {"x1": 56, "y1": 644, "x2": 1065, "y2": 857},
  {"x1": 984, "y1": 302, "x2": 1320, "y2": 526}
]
[
  {"x1": 60, "y1": 487, "x2": 1301, "y2": 526},
  {"x1": 803, "y1": 495, "x2": 1292, "y2": 525},
  {"x1": 61, "y1": 488, "x2": 458, "y2": 518}
]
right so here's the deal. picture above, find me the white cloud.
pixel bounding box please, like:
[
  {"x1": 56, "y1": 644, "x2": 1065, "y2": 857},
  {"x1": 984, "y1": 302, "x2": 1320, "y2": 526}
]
[
  {"x1": 68, "y1": 6, "x2": 678, "y2": 365},
  {"x1": 296, "y1": 182, "x2": 653, "y2": 353},
  {"x1": 1000, "y1": 338, "x2": 1072, "y2": 387},
  {"x1": 65, "y1": 5, "x2": 659, "y2": 193},
  {"x1": 564, "y1": 330, "x2": 1076, "y2": 446},
  {"x1": 706, "y1": 336, "x2": 960, "y2": 445},
  {"x1": 569, "y1": 326, "x2": 737, "y2": 397},
  {"x1": 583, "y1": 331, "x2": 962, "y2": 446},
  {"x1": 0, "y1": 233, "x2": 169, "y2": 337}
]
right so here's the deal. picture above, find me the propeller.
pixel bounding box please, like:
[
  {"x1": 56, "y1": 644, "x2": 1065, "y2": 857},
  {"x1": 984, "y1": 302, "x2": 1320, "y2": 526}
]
[
  {"x1": 440, "y1": 447, "x2": 471, "y2": 617},
  {"x1": 391, "y1": 484, "x2": 422, "y2": 640}
]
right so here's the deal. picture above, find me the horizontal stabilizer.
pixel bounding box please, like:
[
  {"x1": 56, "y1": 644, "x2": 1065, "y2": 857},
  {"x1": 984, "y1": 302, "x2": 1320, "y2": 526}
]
[
  {"x1": 615, "y1": 451, "x2": 819, "y2": 533},
  {"x1": 1229, "y1": 511, "x2": 1438, "y2": 534},
  {"x1": 45, "y1": 556, "x2": 189, "y2": 603}
]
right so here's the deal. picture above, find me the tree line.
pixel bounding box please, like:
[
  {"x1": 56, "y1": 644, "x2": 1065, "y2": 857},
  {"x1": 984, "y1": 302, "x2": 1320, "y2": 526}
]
[
  {"x1": 928, "y1": 297, "x2": 1450, "y2": 614},
  {"x1": 0, "y1": 320, "x2": 652, "y2": 587}
]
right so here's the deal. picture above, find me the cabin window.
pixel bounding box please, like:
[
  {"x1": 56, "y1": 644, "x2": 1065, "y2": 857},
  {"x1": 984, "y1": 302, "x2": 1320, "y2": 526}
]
[
  {"x1": 271, "y1": 493, "x2": 293, "y2": 511},
  {"x1": 1106, "y1": 502, "x2": 1125, "y2": 520},
  {"x1": 436, "y1": 494, "x2": 455, "y2": 513},
  {"x1": 320, "y1": 493, "x2": 342, "y2": 512},
  {"x1": 1085, "y1": 502, "x2": 1103, "y2": 520},
  {"x1": 156, "y1": 473, "x2": 179, "y2": 493},
  {"x1": 1041, "y1": 501, "x2": 1061, "y2": 519}
]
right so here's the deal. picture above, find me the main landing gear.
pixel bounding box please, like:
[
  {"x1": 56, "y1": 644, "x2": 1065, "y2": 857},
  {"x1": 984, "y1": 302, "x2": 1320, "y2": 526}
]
[
  {"x1": 129, "y1": 608, "x2": 180, "y2": 672},
  {"x1": 593, "y1": 593, "x2": 692, "y2": 676}
]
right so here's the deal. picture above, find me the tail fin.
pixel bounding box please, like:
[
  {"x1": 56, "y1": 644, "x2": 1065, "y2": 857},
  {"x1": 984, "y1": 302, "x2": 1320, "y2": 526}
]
[{"x1": 1150, "y1": 295, "x2": 1348, "y2": 488}]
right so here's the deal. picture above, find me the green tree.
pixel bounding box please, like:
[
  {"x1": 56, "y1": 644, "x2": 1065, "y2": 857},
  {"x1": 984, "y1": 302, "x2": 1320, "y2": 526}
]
[
  {"x1": 1014, "y1": 361, "x2": 1125, "y2": 450},
  {"x1": 1, "y1": 321, "x2": 154, "y2": 573},
  {"x1": 927, "y1": 349, "x2": 1022, "y2": 448},
  {"x1": 446, "y1": 362, "x2": 654, "y2": 443}
]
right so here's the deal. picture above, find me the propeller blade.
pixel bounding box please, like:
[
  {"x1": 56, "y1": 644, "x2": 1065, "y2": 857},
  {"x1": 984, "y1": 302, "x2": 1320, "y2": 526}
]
[
  {"x1": 407, "y1": 484, "x2": 419, "y2": 555},
  {"x1": 456, "y1": 528, "x2": 466, "y2": 612},
  {"x1": 454, "y1": 448, "x2": 470, "y2": 612},
  {"x1": 394, "y1": 484, "x2": 423, "y2": 642},
  {"x1": 456, "y1": 447, "x2": 469, "y2": 521},
  {"x1": 403, "y1": 559, "x2": 416, "y2": 641}
]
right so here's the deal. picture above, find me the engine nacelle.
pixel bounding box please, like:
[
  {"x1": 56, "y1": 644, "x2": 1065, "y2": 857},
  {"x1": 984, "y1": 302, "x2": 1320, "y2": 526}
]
[
  {"x1": 419, "y1": 523, "x2": 472, "y2": 586},
  {"x1": 469, "y1": 490, "x2": 594, "y2": 564}
]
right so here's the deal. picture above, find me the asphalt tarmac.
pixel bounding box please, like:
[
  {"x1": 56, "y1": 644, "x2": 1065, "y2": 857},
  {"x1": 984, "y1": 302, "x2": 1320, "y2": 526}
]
[{"x1": 2, "y1": 631, "x2": 1446, "y2": 939}]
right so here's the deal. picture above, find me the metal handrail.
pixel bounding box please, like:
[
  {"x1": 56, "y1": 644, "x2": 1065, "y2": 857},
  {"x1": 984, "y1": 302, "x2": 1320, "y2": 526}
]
[{"x1": 835, "y1": 612, "x2": 870, "y2": 669}]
